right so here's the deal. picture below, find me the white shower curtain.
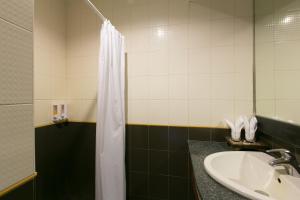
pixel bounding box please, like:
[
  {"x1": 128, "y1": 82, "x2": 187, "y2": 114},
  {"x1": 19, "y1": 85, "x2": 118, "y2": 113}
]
[{"x1": 96, "y1": 20, "x2": 126, "y2": 200}]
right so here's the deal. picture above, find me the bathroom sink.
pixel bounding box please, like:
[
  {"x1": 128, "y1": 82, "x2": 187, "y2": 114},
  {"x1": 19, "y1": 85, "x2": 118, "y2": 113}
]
[{"x1": 204, "y1": 151, "x2": 300, "y2": 200}]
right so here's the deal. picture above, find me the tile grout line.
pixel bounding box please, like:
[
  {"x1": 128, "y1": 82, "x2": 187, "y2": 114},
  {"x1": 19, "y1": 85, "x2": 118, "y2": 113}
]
[
  {"x1": 147, "y1": 125, "x2": 150, "y2": 198},
  {"x1": 167, "y1": 126, "x2": 170, "y2": 200},
  {"x1": 0, "y1": 16, "x2": 32, "y2": 32}
]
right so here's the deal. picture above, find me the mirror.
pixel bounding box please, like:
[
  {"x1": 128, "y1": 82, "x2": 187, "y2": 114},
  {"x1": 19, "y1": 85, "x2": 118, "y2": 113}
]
[{"x1": 255, "y1": 0, "x2": 300, "y2": 124}]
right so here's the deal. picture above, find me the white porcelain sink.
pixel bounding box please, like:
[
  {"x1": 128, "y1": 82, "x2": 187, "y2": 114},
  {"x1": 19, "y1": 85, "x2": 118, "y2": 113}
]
[{"x1": 204, "y1": 151, "x2": 300, "y2": 200}]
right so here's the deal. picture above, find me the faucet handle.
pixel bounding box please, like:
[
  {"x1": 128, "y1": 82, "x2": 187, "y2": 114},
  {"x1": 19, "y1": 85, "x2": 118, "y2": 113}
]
[{"x1": 266, "y1": 149, "x2": 292, "y2": 159}]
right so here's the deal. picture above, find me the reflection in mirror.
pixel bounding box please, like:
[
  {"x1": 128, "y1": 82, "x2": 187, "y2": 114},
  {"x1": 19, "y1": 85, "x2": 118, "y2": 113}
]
[{"x1": 255, "y1": 0, "x2": 300, "y2": 124}]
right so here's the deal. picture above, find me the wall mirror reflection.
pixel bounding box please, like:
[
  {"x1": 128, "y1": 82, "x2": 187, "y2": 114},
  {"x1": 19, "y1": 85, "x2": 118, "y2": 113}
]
[{"x1": 255, "y1": 0, "x2": 300, "y2": 125}]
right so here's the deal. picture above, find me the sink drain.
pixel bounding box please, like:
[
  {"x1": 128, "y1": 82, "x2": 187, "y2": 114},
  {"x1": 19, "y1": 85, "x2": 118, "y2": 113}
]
[{"x1": 254, "y1": 190, "x2": 269, "y2": 197}]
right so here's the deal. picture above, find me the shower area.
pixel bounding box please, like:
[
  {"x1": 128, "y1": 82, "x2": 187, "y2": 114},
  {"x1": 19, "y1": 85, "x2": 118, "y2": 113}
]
[
  {"x1": 34, "y1": 0, "x2": 125, "y2": 199},
  {"x1": 33, "y1": 0, "x2": 254, "y2": 199},
  {"x1": 34, "y1": 0, "x2": 100, "y2": 126}
]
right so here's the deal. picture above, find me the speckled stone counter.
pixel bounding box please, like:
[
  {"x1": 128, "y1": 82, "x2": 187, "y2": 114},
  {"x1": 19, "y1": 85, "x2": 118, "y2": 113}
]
[{"x1": 188, "y1": 140, "x2": 249, "y2": 200}]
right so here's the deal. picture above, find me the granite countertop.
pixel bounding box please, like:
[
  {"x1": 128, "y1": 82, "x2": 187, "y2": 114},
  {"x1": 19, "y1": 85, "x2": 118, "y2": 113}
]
[{"x1": 188, "y1": 140, "x2": 249, "y2": 200}]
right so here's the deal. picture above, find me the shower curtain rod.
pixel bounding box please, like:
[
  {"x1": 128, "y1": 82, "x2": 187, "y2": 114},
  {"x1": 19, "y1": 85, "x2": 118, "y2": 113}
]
[{"x1": 84, "y1": 0, "x2": 106, "y2": 21}]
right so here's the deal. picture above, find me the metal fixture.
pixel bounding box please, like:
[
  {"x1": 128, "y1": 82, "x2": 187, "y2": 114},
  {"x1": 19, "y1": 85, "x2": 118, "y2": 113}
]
[
  {"x1": 84, "y1": 0, "x2": 106, "y2": 21},
  {"x1": 266, "y1": 149, "x2": 300, "y2": 175}
]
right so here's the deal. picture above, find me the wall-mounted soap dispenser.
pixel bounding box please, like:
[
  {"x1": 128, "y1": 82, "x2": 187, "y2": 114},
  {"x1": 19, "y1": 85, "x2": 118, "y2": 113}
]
[
  {"x1": 52, "y1": 103, "x2": 68, "y2": 123},
  {"x1": 52, "y1": 104, "x2": 60, "y2": 123},
  {"x1": 60, "y1": 104, "x2": 68, "y2": 120}
]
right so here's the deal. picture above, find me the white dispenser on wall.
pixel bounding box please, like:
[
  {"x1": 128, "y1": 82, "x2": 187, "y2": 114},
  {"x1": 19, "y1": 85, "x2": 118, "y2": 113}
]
[
  {"x1": 52, "y1": 103, "x2": 68, "y2": 123},
  {"x1": 60, "y1": 104, "x2": 68, "y2": 120}
]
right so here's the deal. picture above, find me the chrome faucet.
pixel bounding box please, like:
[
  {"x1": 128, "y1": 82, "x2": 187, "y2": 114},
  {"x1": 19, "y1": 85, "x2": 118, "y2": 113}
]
[{"x1": 266, "y1": 149, "x2": 300, "y2": 176}]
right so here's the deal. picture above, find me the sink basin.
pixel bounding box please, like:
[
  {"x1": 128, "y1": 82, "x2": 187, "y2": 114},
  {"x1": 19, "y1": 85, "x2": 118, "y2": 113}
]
[{"x1": 204, "y1": 151, "x2": 300, "y2": 200}]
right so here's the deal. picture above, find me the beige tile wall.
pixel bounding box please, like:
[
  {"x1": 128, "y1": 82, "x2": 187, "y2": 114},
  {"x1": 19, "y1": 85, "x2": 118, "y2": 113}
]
[
  {"x1": 0, "y1": 0, "x2": 34, "y2": 192},
  {"x1": 34, "y1": 0, "x2": 67, "y2": 127},
  {"x1": 255, "y1": 0, "x2": 300, "y2": 124},
  {"x1": 93, "y1": 0, "x2": 254, "y2": 127},
  {"x1": 66, "y1": 0, "x2": 100, "y2": 122},
  {"x1": 42, "y1": 0, "x2": 253, "y2": 126}
]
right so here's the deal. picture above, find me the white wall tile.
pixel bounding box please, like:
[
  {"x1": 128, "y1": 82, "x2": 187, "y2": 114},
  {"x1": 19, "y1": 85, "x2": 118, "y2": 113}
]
[
  {"x1": 131, "y1": 4, "x2": 150, "y2": 28},
  {"x1": 169, "y1": 49, "x2": 188, "y2": 75},
  {"x1": 235, "y1": 72, "x2": 253, "y2": 101},
  {"x1": 212, "y1": 18, "x2": 234, "y2": 46},
  {"x1": 235, "y1": 100, "x2": 253, "y2": 117},
  {"x1": 35, "y1": 0, "x2": 67, "y2": 126},
  {"x1": 211, "y1": 100, "x2": 234, "y2": 126},
  {"x1": 275, "y1": 70, "x2": 300, "y2": 99},
  {"x1": 150, "y1": 26, "x2": 169, "y2": 51},
  {"x1": 52, "y1": 56, "x2": 67, "y2": 77},
  {"x1": 148, "y1": 100, "x2": 169, "y2": 125},
  {"x1": 211, "y1": 0, "x2": 234, "y2": 20},
  {"x1": 235, "y1": 0, "x2": 253, "y2": 17},
  {"x1": 0, "y1": 20, "x2": 33, "y2": 104},
  {"x1": 188, "y1": 99, "x2": 211, "y2": 126},
  {"x1": 127, "y1": 52, "x2": 150, "y2": 76},
  {"x1": 34, "y1": 100, "x2": 51, "y2": 127},
  {"x1": 169, "y1": 75, "x2": 188, "y2": 99},
  {"x1": 67, "y1": 100, "x2": 82, "y2": 121},
  {"x1": 130, "y1": 27, "x2": 151, "y2": 52},
  {"x1": 256, "y1": 99, "x2": 275, "y2": 117},
  {"x1": 256, "y1": 69, "x2": 275, "y2": 100},
  {"x1": 150, "y1": 0, "x2": 169, "y2": 27},
  {"x1": 255, "y1": 0, "x2": 274, "y2": 16},
  {"x1": 0, "y1": 0, "x2": 33, "y2": 30},
  {"x1": 212, "y1": 74, "x2": 235, "y2": 100},
  {"x1": 149, "y1": 50, "x2": 169, "y2": 75},
  {"x1": 0, "y1": 0, "x2": 34, "y2": 190},
  {"x1": 235, "y1": 45, "x2": 253, "y2": 73},
  {"x1": 255, "y1": 0, "x2": 300, "y2": 122},
  {"x1": 169, "y1": 0, "x2": 189, "y2": 25},
  {"x1": 80, "y1": 77, "x2": 97, "y2": 100},
  {"x1": 211, "y1": 46, "x2": 234, "y2": 73},
  {"x1": 149, "y1": 76, "x2": 169, "y2": 99},
  {"x1": 273, "y1": 12, "x2": 300, "y2": 42},
  {"x1": 67, "y1": 77, "x2": 83, "y2": 99},
  {"x1": 255, "y1": 14, "x2": 273, "y2": 43},
  {"x1": 235, "y1": 17, "x2": 253, "y2": 46},
  {"x1": 112, "y1": 1, "x2": 131, "y2": 27},
  {"x1": 127, "y1": 100, "x2": 149, "y2": 124},
  {"x1": 188, "y1": 20, "x2": 211, "y2": 48},
  {"x1": 188, "y1": 74, "x2": 210, "y2": 100},
  {"x1": 128, "y1": 76, "x2": 150, "y2": 100},
  {"x1": 274, "y1": 41, "x2": 300, "y2": 70},
  {"x1": 34, "y1": 75, "x2": 52, "y2": 100},
  {"x1": 189, "y1": 0, "x2": 211, "y2": 24},
  {"x1": 34, "y1": 47, "x2": 52, "y2": 76},
  {"x1": 65, "y1": 0, "x2": 101, "y2": 124},
  {"x1": 67, "y1": 56, "x2": 98, "y2": 77},
  {"x1": 188, "y1": 48, "x2": 211, "y2": 74},
  {"x1": 52, "y1": 77, "x2": 67, "y2": 100},
  {"x1": 274, "y1": 0, "x2": 300, "y2": 14},
  {"x1": 168, "y1": 24, "x2": 188, "y2": 50},
  {"x1": 80, "y1": 100, "x2": 97, "y2": 122},
  {"x1": 0, "y1": 105, "x2": 34, "y2": 191},
  {"x1": 255, "y1": 42, "x2": 274, "y2": 71},
  {"x1": 169, "y1": 100, "x2": 188, "y2": 126},
  {"x1": 77, "y1": 0, "x2": 254, "y2": 126},
  {"x1": 276, "y1": 100, "x2": 300, "y2": 124}
]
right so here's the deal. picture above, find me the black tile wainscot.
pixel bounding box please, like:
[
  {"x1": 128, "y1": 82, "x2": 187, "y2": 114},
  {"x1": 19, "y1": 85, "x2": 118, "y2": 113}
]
[
  {"x1": 0, "y1": 179, "x2": 36, "y2": 200},
  {"x1": 35, "y1": 122, "x2": 96, "y2": 200},
  {"x1": 256, "y1": 116, "x2": 300, "y2": 162},
  {"x1": 35, "y1": 123, "x2": 231, "y2": 200},
  {"x1": 126, "y1": 124, "x2": 231, "y2": 200}
]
